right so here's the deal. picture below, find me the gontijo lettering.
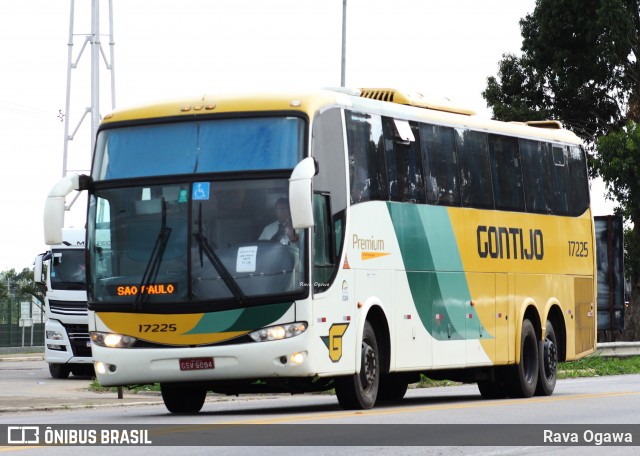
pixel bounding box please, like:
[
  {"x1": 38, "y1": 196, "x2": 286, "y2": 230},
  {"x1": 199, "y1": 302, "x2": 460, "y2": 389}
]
[{"x1": 477, "y1": 225, "x2": 544, "y2": 260}]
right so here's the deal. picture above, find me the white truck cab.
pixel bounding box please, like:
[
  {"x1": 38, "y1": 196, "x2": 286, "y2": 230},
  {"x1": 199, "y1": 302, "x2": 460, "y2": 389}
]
[{"x1": 35, "y1": 228, "x2": 93, "y2": 378}]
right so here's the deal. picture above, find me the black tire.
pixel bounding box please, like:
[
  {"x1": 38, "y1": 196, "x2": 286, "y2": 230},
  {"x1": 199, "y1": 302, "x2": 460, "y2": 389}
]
[
  {"x1": 160, "y1": 383, "x2": 207, "y2": 414},
  {"x1": 334, "y1": 320, "x2": 380, "y2": 409},
  {"x1": 71, "y1": 364, "x2": 96, "y2": 377},
  {"x1": 535, "y1": 320, "x2": 558, "y2": 396},
  {"x1": 49, "y1": 363, "x2": 71, "y2": 379},
  {"x1": 507, "y1": 319, "x2": 539, "y2": 398},
  {"x1": 477, "y1": 367, "x2": 508, "y2": 399},
  {"x1": 378, "y1": 374, "x2": 409, "y2": 402}
]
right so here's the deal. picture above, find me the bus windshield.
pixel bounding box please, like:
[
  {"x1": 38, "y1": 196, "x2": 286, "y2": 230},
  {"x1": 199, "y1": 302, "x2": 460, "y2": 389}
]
[
  {"x1": 92, "y1": 117, "x2": 305, "y2": 180},
  {"x1": 87, "y1": 117, "x2": 308, "y2": 309}
]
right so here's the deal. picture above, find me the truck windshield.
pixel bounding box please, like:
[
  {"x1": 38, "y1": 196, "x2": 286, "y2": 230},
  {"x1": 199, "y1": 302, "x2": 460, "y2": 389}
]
[{"x1": 50, "y1": 249, "x2": 86, "y2": 291}]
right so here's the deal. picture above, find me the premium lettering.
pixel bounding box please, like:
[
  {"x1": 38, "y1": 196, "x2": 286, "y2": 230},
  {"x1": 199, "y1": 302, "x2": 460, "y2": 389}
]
[
  {"x1": 477, "y1": 226, "x2": 544, "y2": 260},
  {"x1": 352, "y1": 234, "x2": 385, "y2": 251}
]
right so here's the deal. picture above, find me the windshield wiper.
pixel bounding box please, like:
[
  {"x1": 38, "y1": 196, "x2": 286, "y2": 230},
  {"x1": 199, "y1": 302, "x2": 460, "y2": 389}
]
[
  {"x1": 135, "y1": 200, "x2": 172, "y2": 311},
  {"x1": 193, "y1": 203, "x2": 247, "y2": 305}
]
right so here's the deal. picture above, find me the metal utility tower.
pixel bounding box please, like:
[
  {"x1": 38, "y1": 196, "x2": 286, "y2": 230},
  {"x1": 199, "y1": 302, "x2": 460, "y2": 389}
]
[{"x1": 62, "y1": 0, "x2": 116, "y2": 180}]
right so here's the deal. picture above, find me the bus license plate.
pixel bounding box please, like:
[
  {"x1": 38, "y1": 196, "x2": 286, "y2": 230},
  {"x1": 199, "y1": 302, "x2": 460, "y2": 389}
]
[{"x1": 179, "y1": 357, "x2": 214, "y2": 371}]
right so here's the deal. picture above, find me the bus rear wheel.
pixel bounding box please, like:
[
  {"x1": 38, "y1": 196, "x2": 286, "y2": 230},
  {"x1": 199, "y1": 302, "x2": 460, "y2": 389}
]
[
  {"x1": 535, "y1": 320, "x2": 558, "y2": 396},
  {"x1": 334, "y1": 320, "x2": 380, "y2": 409},
  {"x1": 160, "y1": 383, "x2": 207, "y2": 414},
  {"x1": 507, "y1": 319, "x2": 539, "y2": 398}
]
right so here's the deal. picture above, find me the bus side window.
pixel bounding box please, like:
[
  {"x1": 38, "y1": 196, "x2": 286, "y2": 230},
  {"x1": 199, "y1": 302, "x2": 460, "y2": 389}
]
[
  {"x1": 488, "y1": 134, "x2": 525, "y2": 212},
  {"x1": 313, "y1": 193, "x2": 333, "y2": 293},
  {"x1": 419, "y1": 124, "x2": 460, "y2": 206},
  {"x1": 456, "y1": 128, "x2": 494, "y2": 209},
  {"x1": 551, "y1": 145, "x2": 570, "y2": 215},
  {"x1": 520, "y1": 140, "x2": 554, "y2": 214},
  {"x1": 568, "y1": 146, "x2": 590, "y2": 215},
  {"x1": 383, "y1": 118, "x2": 426, "y2": 204},
  {"x1": 345, "y1": 111, "x2": 388, "y2": 204}
]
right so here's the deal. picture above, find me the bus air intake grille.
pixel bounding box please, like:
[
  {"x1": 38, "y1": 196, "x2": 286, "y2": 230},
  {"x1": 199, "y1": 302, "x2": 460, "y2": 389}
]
[{"x1": 359, "y1": 89, "x2": 396, "y2": 102}]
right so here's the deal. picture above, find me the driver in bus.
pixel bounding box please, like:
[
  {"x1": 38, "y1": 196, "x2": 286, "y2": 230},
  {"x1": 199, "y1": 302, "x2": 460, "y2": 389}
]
[{"x1": 259, "y1": 198, "x2": 299, "y2": 245}]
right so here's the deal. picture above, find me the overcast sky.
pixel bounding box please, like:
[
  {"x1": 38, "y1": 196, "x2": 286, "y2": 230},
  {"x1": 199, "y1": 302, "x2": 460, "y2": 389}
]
[{"x1": 0, "y1": 0, "x2": 615, "y2": 271}]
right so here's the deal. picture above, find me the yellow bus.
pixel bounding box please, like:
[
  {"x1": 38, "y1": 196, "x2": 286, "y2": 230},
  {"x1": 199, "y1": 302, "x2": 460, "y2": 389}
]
[{"x1": 43, "y1": 88, "x2": 596, "y2": 413}]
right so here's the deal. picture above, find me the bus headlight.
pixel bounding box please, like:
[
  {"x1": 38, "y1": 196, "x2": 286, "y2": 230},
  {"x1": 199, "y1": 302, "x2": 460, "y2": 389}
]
[
  {"x1": 249, "y1": 322, "x2": 307, "y2": 342},
  {"x1": 90, "y1": 331, "x2": 136, "y2": 348}
]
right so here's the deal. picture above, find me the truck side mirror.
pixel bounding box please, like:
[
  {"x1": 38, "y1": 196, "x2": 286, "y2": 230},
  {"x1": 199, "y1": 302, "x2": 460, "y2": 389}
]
[
  {"x1": 34, "y1": 254, "x2": 44, "y2": 284},
  {"x1": 289, "y1": 157, "x2": 317, "y2": 229}
]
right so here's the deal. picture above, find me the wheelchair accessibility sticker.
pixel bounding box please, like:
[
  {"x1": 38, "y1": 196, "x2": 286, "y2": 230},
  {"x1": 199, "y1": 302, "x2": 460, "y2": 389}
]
[{"x1": 192, "y1": 182, "x2": 210, "y2": 200}]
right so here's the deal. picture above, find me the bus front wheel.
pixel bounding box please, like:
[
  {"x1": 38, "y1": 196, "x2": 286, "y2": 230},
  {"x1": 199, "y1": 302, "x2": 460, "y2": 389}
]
[
  {"x1": 160, "y1": 383, "x2": 207, "y2": 414},
  {"x1": 334, "y1": 320, "x2": 380, "y2": 409},
  {"x1": 508, "y1": 319, "x2": 539, "y2": 398}
]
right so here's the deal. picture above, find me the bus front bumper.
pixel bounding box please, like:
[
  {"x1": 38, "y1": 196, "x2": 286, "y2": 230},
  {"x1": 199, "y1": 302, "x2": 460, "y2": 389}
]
[{"x1": 92, "y1": 330, "x2": 320, "y2": 387}]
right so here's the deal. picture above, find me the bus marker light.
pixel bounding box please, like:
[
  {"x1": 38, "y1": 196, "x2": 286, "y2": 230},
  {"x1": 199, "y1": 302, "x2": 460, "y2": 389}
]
[
  {"x1": 404, "y1": 315, "x2": 412, "y2": 320},
  {"x1": 470, "y1": 300, "x2": 476, "y2": 307},
  {"x1": 343, "y1": 316, "x2": 351, "y2": 321},
  {"x1": 357, "y1": 302, "x2": 363, "y2": 309},
  {"x1": 435, "y1": 314, "x2": 443, "y2": 320},
  {"x1": 317, "y1": 317, "x2": 326, "y2": 323},
  {"x1": 290, "y1": 100, "x2": 302, "y2": 108}
]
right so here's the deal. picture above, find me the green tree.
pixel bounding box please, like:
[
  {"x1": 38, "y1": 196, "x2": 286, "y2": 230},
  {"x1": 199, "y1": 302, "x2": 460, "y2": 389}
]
[
  {"x1": 484, "y1": 0, "x2": 639, "y2": 135},
  {"x1": 0, "y1": 268, "x2": 45, "y2": 323},
  {"x1": 483, "y1": 0, "x2": 640, "y2": 339}
]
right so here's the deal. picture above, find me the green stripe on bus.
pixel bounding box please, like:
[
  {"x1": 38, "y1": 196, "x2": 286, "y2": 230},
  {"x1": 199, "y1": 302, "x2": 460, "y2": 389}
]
[
  {"x1": 185, "y1": 302, "x2": 293, "y2": 334},
  {"x1": 387, "y1": 203, "x2": 486, "y2": 341}
]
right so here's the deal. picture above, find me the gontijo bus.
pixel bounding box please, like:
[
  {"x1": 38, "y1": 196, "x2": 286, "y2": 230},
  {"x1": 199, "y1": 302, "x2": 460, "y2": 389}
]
[{"x1": 43, "y1": 88, "x2": 596, "y2": 413}]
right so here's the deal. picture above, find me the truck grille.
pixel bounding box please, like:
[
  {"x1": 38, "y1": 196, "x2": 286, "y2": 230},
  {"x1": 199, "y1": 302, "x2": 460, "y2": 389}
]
[
  {"x1": 63, "y1": 323, "x2": 91, "y2": 358},
  {"x1": 48, "y1": 299, "x2": 88, "y2": 317}
]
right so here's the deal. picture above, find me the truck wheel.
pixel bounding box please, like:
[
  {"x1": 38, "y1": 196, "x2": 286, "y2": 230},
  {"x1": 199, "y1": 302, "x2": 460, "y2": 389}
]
[
  {"x1": 507, "y1": 319, "x2": 539, "y2": 398},
  {"x1": 535, "y1": 320, "x2": 558, "y2": 396},
  {"x1": 49, "y1": 363, "x2": 71, "y2": 379},
  {"x1": 334, "y1": 320, "x2": 380, "y2": 409},
  {"x1": 71, "y1": 364, "x2": 96, "y2": 377},
  {"x1": 160, "y1": 383, "x2": 207, "y2": 414}
]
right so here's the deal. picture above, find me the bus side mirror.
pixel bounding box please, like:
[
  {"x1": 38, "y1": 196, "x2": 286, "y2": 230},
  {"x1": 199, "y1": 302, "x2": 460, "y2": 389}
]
[
  {"x1": 289, "y1": 157, "x2": 317, "y2": 229},
  {"x1": 34, "y1": 254, "x2": 44, "y2": 284},
  {"x1": 43, "y1": 174, "x2": 83, "y2": 245}
]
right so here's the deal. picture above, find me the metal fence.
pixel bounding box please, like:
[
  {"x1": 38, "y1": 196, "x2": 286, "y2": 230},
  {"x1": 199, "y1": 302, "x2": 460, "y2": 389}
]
[{"x1": 0, "y1": 298, "x2": 44, "y2": 348}]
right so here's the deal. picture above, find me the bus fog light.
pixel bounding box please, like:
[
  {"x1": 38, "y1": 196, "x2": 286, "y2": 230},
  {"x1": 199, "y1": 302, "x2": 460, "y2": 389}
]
[
  {"x1": 95, "y1": 362, "x2": 107, "y2": 375},
  {"x1": 290, "y1": 351, "x2": 306, "y2": 365}
]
